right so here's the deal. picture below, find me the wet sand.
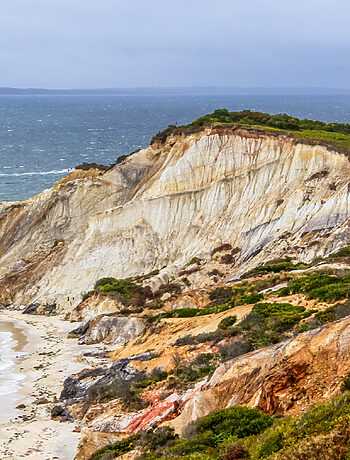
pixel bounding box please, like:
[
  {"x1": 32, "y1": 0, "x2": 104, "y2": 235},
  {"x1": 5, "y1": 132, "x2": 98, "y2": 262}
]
[{"x1": 0, "y1": 319, "x2": 29, "y2": 423}]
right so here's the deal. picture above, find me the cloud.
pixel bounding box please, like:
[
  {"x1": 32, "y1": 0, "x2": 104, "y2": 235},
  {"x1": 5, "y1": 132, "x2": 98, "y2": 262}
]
[{"x1": 0, "y1": 0, "x2": 349, "y2": 88}]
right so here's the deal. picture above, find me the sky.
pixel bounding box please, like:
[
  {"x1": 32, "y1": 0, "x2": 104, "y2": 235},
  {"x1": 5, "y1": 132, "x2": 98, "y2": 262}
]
[{"x1": 1, "y1": 0, "x2": 349, "y2": 89}]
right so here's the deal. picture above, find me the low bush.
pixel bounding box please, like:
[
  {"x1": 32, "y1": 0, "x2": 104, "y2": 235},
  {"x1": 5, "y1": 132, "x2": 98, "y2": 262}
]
[
  {"x1": 174, "y1": 330, "x2": 226, "y2": 346},
  {"x1": 156, "y1": 283, "x2": 182, "y2": 297},
  {"x1": 218, "y1": 315, "x2": 237, "y2": 330},
  {"x1": 220, "y1": 254, "x2": 235, "y2": 264},
  {"x1": 341, "y1": 372, "x2": 350, "y2": 392},
  {"x1": 88, "y1": 377, "x2": 148, "y2": 411},
  {"x1": 181, "y1": 277, "x2": 191, "y2": 287},
  {"x1": 236, "y1": 292, "x2": 263, "y2": 305},
  {"x1": 241, "y1": 259, "x2": 309, "y2": 278},
  {"x1": 248, "y1": 392, "x2": 350, "y2": 458},
  {"x1": 139, "y1": 426, "x2": 178, "y2": 452},
  {"x1": 196, "y1": 406, "x2": 273, "y2": 442},
  {"x1": 179, "y1": 267, "x2": 200, "y2": 276},
  {"x1": 253, "y1": 302, "x2": 308, "y2": 319},
  {"x1": 288, "y1": 272, "x2": 350, "y2": 302},
  {"x1": 75, "y1": 162, "x2": 109, "y2": 171},
  {"x1": 211, "y1": 243, "x2": 232, "y2": 256},
  {"x1": 188, "y1": 257, "x2": 201, "y2": 266},
  {"x1": 158, "y1": 303, "x2": 231, "y2": 319},
  {"x1": 172, "y1": 353, "x2": 217, "y2": 384},
  {"x1": 91, "y1": 392, "x2": 350, "y2": 459},
  {"x1": 134, "y1": 369, "x2": 169, "y2": 390},
  {"x1": 218, "y1": 340, "x2": 252, "y2": 362},
  {"x1": 208, "y1": 287, "x2": 234, "y2": 307},
  {"x1": 88, "y1": 434, "x2": 140, "y2": 460},
  {"x1": 94, "y1": 277, "x2": 153, "y2": 306}
]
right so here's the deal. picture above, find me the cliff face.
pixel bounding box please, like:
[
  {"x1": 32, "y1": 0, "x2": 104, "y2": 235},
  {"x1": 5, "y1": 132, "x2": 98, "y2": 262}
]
[{"x1": 1, "y1": 127, "x2": 350, "y2": 310}]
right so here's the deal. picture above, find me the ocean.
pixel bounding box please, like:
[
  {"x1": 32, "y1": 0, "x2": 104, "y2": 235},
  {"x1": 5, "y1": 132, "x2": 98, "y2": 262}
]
[{"x1": 1, "y1": 94, "x2": 350, "y2": 203}]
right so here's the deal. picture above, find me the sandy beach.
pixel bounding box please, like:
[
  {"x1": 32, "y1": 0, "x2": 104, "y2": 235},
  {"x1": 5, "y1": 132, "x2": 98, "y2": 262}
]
[{"x1": 0, "y1": 310, "x2": 108, "y2": 460}]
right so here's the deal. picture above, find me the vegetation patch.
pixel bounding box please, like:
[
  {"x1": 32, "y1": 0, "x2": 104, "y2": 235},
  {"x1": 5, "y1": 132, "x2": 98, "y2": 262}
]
[
  {"x1": 151, "y1": 109, "x2": 350, "y2": 154},
  {"x1": 157, "y1": 303, "x2": 231, "y2": 319},
  {"x1": 94, "y1": 277, "x2": 154, "y2": 307},
  {"x1": 75, "y1": 162, "x2": 111, "y2": 171},
  {"x1": 288, "y1": 272, "x2": 350, "y2": 302},
  {"x1": 110, "y1": 391, "x2": 350, "y2": 459},
  {"x1": 241, "y1": 258, "x2": 309, "y2": 278},
  {"x1": 88, "y1": 434, "x2": 140, "y2": 460}
]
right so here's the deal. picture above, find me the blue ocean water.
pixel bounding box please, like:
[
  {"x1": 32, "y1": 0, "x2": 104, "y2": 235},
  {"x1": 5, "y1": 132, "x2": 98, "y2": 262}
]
[{"x1": 0, "y1": 94, "x2": 350, "y2": 202}]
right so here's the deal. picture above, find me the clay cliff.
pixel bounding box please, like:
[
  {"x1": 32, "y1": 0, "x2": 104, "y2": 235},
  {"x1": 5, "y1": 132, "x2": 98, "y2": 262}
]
[
  {"x1": 2, "y1": 116, "x2": 350, "y2": 459},
  {"x1": 1, "y1": 126, "x2": 350, "y2": 312}
]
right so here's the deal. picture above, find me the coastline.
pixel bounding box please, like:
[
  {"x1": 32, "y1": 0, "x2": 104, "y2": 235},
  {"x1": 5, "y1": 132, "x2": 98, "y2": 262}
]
[
  {"x1": 0, "y1": 310, "x2": 99, "y2": 460},
  {"x1": 0, "y1": 318, "x2": 29, "y2": 423}
]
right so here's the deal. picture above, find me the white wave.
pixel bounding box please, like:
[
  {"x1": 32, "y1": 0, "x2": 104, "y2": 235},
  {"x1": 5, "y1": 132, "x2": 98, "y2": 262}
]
[{"x1": 0, "y1": 169, "x2": 70, "y2": 177}]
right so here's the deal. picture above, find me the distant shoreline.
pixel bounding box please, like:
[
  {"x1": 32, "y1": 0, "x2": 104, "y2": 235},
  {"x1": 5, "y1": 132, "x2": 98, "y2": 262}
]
[{"x1": 1, "y1": 86, "x2": 350, "y2": 96}]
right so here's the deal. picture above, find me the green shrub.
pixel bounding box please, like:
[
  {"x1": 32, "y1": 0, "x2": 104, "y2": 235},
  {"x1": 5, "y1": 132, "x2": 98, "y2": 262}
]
[
  {"x1": 236, "y1": 293, "x2": 263, "y2": 305},
  {"x1": 158, "y1": 303, "x2": 231, "y2": 319},
  {"x1": 94, "y1": 277, "x2": 153, "y2": 306},
  {"x1": 257, "y1": 431, "x2": 284, "y2": 458},
  {"x1": 151, "y1": 109, "x2": 350, "y2": 154},
  {"x1": 182, "y1": 277, "x2": 191, "y2": 287},
  {"x1": 88, "y1": 434, "x2": 140, "y2": 460},
  {"x1": 196, "y1": 407, "x2": 273, "y2": 441},
  {"x1": 246, "y1": 392, "x2": 350, "y2": 459},
  {"x1": 218, "y1": 340, "x2": 252, "y2": 362},
  {"x1": 172, "y1": 353, "x2": 217, "y2": 384},
  {"x1": 134, "y1": 369, "x2": 169, "y2": 390},
  {"x1": 252, "y1": 302, "x2": 307, "y2": 319},
  {"x1": 242, "y1": 260, "x2": 309, "y2": 278},
  {"x1": 341, "y1": 372, "x2": 350, "y2": 392},
  {"x1": 188, "y1": 257, "x2": 201, "y2": 266},
  {"x1": 276, "y1": 286, "x2": 290, "y2": 296},
  {"x1": 288, "y1": 272, "x2": 350, "y2": 302},
  {"x1": 174, "y1": 330, "x2": 226, "y2": 346},
  {"x1": 139, "y1": 426, "x2": 178, "y2": 452},
  {"x1": 308, "y1": 282, "x2": 350, "y2": 302},
  {"x1": 218, "y1": 315, "x2": 237, "y2": 330},
  {"x1": 156, "y1": 283, "x2": 182, "y2": 297},
  {"x1": 209, "y1": 287, "x2": 234, "y2": 306}
]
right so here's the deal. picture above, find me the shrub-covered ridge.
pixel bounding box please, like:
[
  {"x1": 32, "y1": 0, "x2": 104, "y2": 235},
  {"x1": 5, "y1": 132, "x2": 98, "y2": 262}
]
[{"x1": 151, "y1": 109, "x2": 350, "y2": 154}]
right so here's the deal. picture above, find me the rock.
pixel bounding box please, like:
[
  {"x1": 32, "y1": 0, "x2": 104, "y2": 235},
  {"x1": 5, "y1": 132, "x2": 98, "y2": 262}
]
[
  {"x1": 34, "y1": 398, "x2": 49, "y2": 405},
  {"x1": 51, "y1": 405, "x2": 65, "y2": 417},
  {"x1": 67, "y1": 320, "x2": 90, "y2": 338},
  {"x1": 22, "y1": 303, "x2": 57, "y2": 316},
  {"x1": 60, "y1": 367, "x2": 107, "y2": 402},
  {"x1": 16, "y1": 404, "x2": 26, "y2": 409},
  {"x1": 79, "y1": 316, "x2": 145, "y2": 346},
  {"x1": 50, "y1": 404, "x2": 72, "y2": 421}
]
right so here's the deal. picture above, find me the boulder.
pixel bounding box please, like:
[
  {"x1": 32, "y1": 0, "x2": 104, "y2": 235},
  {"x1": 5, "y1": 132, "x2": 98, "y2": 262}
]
[{"x1": 79, "y1": 316, "x2": 145, "y2": 346}]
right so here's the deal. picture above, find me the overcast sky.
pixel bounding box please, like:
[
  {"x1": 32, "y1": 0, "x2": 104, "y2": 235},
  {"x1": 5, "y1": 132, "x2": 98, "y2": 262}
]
[{"x1": 1, "y1": 0, "x2": 349, "y2": 89}]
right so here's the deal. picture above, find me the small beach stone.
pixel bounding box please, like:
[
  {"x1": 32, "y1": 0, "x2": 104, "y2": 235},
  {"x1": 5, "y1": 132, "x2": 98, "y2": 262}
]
[{"x1": 15, "y1": 404, "x2": 26, "y2": 409}]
